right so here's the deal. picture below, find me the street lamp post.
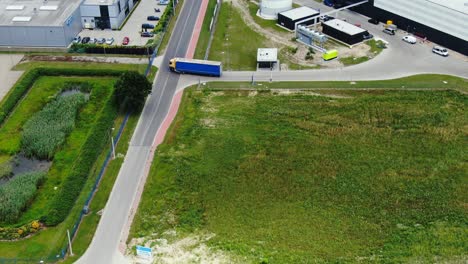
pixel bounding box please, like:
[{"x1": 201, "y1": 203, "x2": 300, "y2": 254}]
[{"x1": 110, "y1": 127, "x2": 115, "y2": 160}]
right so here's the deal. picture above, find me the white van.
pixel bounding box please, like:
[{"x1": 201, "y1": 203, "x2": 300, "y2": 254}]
[{"x1": 432, "y1": 46, "x2": 448, "y2": 57}]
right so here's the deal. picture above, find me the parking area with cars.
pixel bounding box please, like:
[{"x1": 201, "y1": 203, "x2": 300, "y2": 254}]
[{"x1": 78, "y1": 0, "x2": 168, "y2": 46}]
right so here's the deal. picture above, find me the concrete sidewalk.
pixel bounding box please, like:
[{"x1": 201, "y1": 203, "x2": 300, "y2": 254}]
[{"x1": 0, "y1": 54, "x2": 24, "y2": 102}]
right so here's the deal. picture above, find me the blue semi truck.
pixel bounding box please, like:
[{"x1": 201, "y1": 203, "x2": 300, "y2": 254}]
[{"x1": 169, "y1": 58, "x2": 222, "y2": 77}]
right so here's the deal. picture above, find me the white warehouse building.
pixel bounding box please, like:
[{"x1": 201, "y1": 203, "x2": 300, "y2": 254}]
[
  {"x1": 0, "y1": 0, "x2": 138, "y2": 47},
  {"x1": 258, "y1": 0, "x2": 292, "y2": 20}
]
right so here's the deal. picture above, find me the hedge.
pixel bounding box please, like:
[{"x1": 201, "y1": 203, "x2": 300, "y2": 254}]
[
  {"x1": 69, "y1": 44, "x2": 154, "y2": 55},
  {"x1": 154, "y1": 0, "x2": 175, "y2": 33},
  {"x1": 43, "y1": 96, "x2": 118, "y2": 225}
]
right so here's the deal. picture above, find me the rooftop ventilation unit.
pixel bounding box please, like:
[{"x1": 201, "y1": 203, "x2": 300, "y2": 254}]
[
  {"x1": 40, "y1": 5, "x2": 59, "y2": 10},
  {"x1": 12, "y1": 16, "x2": 32, "y2": 22},
  {"x1": 6, "y1": 5, "x2": 25, "y2": 10}
]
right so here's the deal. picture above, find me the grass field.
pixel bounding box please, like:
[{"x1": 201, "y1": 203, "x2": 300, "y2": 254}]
[
  {"x1": 209, "y1": 1, "x2": 269, "y2": 70},
  {"x1": 131, "y1": 85, "x2": 467, "y2": 263}
]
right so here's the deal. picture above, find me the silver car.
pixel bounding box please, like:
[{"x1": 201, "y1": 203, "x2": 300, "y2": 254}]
[
  {"x1": 105, "y1": 37, "x2": 114, "y2": 45},
  {"x1": 432, "y1": 46, "x2": 448, "y2": 57}
]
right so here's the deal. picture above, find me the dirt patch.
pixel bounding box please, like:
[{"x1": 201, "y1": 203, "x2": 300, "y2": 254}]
[{"x1": 127, "y1": 231, "x2": 236, "y2": 264}]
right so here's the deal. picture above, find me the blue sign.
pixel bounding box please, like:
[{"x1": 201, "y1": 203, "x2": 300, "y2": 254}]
[{"x1": 136, "y1": 245, "x2": 152, "y2": 259}]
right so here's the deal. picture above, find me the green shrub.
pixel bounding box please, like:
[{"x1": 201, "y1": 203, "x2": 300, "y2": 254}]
[
  {"x1": 22, "y1": 94, "x2": 86, "y2": 160},
  {"x1": 154, "y1": 0, "x2": 174, "y2": 33},
  {"x1": 0, "y1": 172, "x2": 46, "y2": 223},
  {"x1": 44, "y1": 99, "x2": 117, "y2": 225},
  {"x1": 0, "y1": 220, "x2": 42, "y2": 240},
  {"x1": 0, "y1": 159, "x2": 13, "y2": 179}
]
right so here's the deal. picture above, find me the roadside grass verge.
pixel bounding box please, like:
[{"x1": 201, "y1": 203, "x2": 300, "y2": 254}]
[
  {"x1": 339, "y1": 56, "x2": 370, "y2": 65},
  {"x1": 194, "y1": 0, "x2": 219, "y2": 59},
  {"x1": 209, "y1": 1, "x2": 269, "y2": 70},
  {"x1": 203, "y1": 74, "x2": 468, "y2": 92},
  {"x1": 130, "y1": 87, "x2": 467, "y2": 263},
  {"x1": 159, "y1": 0, "x2": 185, "y2": 54}
]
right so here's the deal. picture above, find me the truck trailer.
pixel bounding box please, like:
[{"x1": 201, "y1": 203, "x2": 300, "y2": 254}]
[{"x1": 169, "y1": 58, "x2": 222, "y2": 77}]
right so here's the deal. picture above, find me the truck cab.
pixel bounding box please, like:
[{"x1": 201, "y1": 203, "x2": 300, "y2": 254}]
[{"x1": 169, "y1": 59, "x2": 176, "y2": 72}]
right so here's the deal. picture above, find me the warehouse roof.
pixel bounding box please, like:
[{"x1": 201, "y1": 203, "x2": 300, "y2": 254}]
[
  {"x1": 0, "y1": 0, "x2": 81, "y2": 26},
  {"x1": 323, "y1": 19, "x2": 366, "y2": 35},
  {"x1": 257, "y1": 48, "x2": 278, "y2": 62},
  {"x1": 83, "y1": 0, "x2": 117, "y2": 6},
  {"x1": 428, "y1": 0, "x2": 468, "y2": 15},
  {"x1": 279, "y1": 6, "x2": 319, "y2": 20}
]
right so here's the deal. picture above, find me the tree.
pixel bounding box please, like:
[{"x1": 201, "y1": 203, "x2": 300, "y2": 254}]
[{"x1": 114, "y1": 71, "x2": 152, "y2": 112}]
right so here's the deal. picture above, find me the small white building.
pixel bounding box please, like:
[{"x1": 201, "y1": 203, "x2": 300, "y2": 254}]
[
  {"x1": 80, "y1": 0, "x2": 137, "y2": 29},
  {"x1": 257, "y1": 48, "x2": 278, "y2": 68}
]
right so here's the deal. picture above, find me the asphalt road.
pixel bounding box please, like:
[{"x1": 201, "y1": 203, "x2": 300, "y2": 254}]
[{"x1": 75, "y1": 1, "x2": 202, "y2": 263}]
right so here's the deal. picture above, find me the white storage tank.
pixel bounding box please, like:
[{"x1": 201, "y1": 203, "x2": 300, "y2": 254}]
[{"x1": 258, "y1": 0, "x2": 293, "y2": 20}]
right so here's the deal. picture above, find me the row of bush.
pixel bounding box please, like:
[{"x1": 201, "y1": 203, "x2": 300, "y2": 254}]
[
  {"x1": 0, "y1": 172, "x2": 46, "y2": 223},
  {"x1": 0, "y1": 220, "x2": 41, "y2": 240},
  {"x1": 43, "y1": 96, "x2": 117, "y2": 225},
  {"x1": 154, "y1": 0, "x2": 175, "y2": 33},
  {"x1": 22, "y1": 93, "x2": 86, "y2": 160},
  {"x1": 69, "y1": 44, "x2": 155, "y2": 55}
]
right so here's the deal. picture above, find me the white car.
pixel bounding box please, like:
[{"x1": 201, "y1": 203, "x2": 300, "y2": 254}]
[
  {"x1": 105, "y1": 37, "x2": 114, "y2": 45},
  {"x1": 402, "y1": 35, "x2": 417, "y2": 44},
  {"x1": 72, "y1": 36, "x2": 81, "y2": 44},
  {"x1": 432, "y1": 46, "x2": 448, "y2": 57}
]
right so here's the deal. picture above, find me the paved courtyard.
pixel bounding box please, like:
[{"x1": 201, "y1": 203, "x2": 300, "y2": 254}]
[
  {"x1": 79, "y1": 0, "x2": 169, "y2": 46},
  {"x1": 0, "y1": 54, "x2": 24, "y2": 102}
]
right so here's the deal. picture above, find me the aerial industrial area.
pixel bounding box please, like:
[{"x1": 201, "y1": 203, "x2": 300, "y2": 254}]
[{"x1": 0, "y1": 0, "x2": 467, "y2": 263}]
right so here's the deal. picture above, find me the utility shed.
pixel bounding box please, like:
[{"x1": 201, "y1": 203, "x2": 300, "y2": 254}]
[
  {"x1": 257, "y1": 48, "x2": 278, "y2": 68},
  {"x1": 277, "y1": 6, "x2": 320, "y2": 30},
  {"x1": 322, "y1": 19, "x2": 368, "y2": 45}
]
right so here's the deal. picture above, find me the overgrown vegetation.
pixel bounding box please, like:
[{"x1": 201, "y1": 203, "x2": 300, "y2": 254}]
[
  {"x1": 0, "y1": 172, "x2": 46, "y2": 223},
  {"x1": 339, "y1": 55, "x2": 369, "y2": 65},
  {"x1": 22, "y1": 94, "x2": 86, "y2": 160},
  {"x1": 131, "y1": 87, "x2": 467, "y2": 263},
  {"x1": 0, "y1": 158, "x2": 13, "y2": 179}
]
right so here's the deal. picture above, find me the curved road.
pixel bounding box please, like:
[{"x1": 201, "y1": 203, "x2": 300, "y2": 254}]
[{"x1": 76, "y1": 1, "x2": 203, "y2": 263}]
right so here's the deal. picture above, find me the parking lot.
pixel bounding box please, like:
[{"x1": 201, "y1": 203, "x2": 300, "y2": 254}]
[{"x1": 78, "y1": 0, "x2": 169, "y2": 46}]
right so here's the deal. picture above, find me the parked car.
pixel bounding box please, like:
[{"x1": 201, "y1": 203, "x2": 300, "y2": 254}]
[
  {"x1": 324, "y1": 0, "x2": 334, "y2": 7},
  {"x1": 368, "y1": 18, "x2": 379, "y2": 25},
  {"x1": 147, "y1": 16, "x2": 160, "y2": 21},
  {"x1": 362, "y1": 33, "x2": 373, "y2": 40},
  {"x1": 89, "y1": 37, "x2": 97, "y2": 44},
  {"x1": 105, "y1": 37, "x2": 114, "y2": 45},
  {"x1": 142, "y1": 23, "x2": 155, "y2": 29},
  {"x1": 72, "y1": 36, "x2": 81, "y2": 44},
  {"x1": 402, "y1": 35, "x2": 417, "y2": 44},
  {"x1": 122, "y1": 37, "x2": 130, "y2": 45},
  {"x1": 383, "y1": 28, "x2": 396, "y2": 35},
  {"x1": 432, "y1": 46, "x2": 448, "y2": 57},
  {"x1": 96, "y1": 38, "x2": 106, "y2": 44},
  {"x1": 81, "y1": 37, "x2": 90, "y2": 44},
  {"x1": 141, "y1": 31, "x2": 154, "y2": 37}
]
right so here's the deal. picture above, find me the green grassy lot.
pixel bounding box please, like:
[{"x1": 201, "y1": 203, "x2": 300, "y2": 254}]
[
  {"x1": 203, "y1": 74, "x2": 468, "y2": 92},
  {"x1": 209, "y1": 1, "x2": 269, "y2": 70},
  {"x1": 339, "y1": 56, "x2": 370, "y2": 65},
  {"x1": 131, "y1": 84, "x2": 467, "y2": 263},
  {"x1": 194, "y1": 0, "x2": 218, "y2": 59}
]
